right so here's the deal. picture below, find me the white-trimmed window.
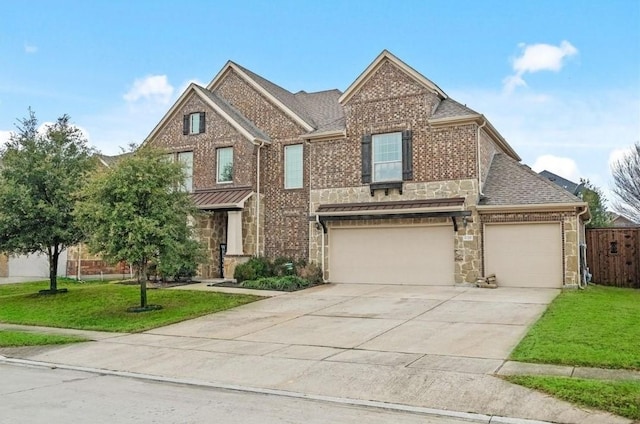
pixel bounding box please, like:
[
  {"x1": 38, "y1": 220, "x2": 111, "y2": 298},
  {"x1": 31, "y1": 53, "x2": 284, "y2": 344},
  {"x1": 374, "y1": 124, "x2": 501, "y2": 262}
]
[
  {"x1": 177, "y1": 151, "x2": 193, "y2": 192},
  {"x1": 284, "y1": 144, "x2": 303, "y2": 189},
  {"x1": 372, "y1": 132, "x2": 402, "y2": 182},
  {"x1": 183, "y1": 112, "x2": 205, "y2": 135},
  {"x1": 217, "y1": 147, "x2": 233, "y2": 183}
]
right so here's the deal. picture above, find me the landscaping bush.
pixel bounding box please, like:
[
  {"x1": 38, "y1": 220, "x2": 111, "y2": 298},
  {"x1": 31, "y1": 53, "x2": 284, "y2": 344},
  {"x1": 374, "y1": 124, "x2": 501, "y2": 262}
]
[
  {"x1": 296, "y1": 262, "x2": 323, "y2": 284},
  {"x1": 233, "y1": 256, "x2": 272, "y2": 283},
  {"x1": 241, "y1": 275, "x2": 312, "y2": 291}
]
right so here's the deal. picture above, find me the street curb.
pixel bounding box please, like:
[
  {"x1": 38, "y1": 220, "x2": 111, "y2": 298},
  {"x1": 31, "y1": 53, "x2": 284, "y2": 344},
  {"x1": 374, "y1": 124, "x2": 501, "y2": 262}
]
[{"x1": 0, "y1": 355, "x2": 554, "y2": 424}]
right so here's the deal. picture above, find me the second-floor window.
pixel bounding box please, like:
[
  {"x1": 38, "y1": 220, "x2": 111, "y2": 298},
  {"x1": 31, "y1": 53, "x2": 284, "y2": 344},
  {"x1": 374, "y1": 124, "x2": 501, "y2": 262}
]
[
  {"x1": 372, "y1": 132, "x2": 402, "y2": 182},
  {"x1": 284, "y1": 144, "x2": 303, "y2": 189},
  {"x1": 183, "y1": 112, "x2": 206, "y2": 135},
  {"x1": 217, "y1": 147, "x2": 233, "y2": 183},
  {"x1": 177, "y1": 151, "x2": 193, "y2": 192},
  {"x1": 361, "y1": 130, "x2": 412, "y2": 184}
]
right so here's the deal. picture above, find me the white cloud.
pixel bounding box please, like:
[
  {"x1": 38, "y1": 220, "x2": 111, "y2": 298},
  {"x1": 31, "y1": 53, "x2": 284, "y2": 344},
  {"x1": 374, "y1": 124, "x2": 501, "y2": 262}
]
[
  {"x1": 123, "y1": 75, "x2": 174, "y2": 104},
  {"x1": 504, "y1": 41, "x2": 578, "y2": 93},
  {"x1": 0, "y1": 130, "x2": 12, "y2": 145},
  {"x1": 608, "y1": 145, "x2": 634, "y2": 169},
  {"x1": 24, "y1": 43, "x2": 38, "y2": 54},
  {"x1": 532, "y1": 154, "x2": 581, "y2": 182}
]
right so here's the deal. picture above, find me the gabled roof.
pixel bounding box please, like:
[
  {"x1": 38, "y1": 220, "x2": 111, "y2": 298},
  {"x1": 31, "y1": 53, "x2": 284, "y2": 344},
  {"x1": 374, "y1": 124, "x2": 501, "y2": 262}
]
[
  {"x1": 207, "y1": 61, "x2": 315, "y2": 132},
  {"x1": 481, "y1": 154, "x2": 583, "y2": 206},
  {"x1": 143, "y1": 83, "x2": 270, "y2": 146},
  {"x1": 191, "y1": 187, "x2": 253, "y2": 210},
  {"x1": 339, "y1": 50, "x2": 448, "y2": 104},
  {"x1": 96, "y1": 153, "x2": 130, "y2": 168},
  {"x1": 295, "y1": 89, "x2": 345, "y2": 134},
  {"x1": 538, "y1": 170, "x2": 584, "y2": 196}
]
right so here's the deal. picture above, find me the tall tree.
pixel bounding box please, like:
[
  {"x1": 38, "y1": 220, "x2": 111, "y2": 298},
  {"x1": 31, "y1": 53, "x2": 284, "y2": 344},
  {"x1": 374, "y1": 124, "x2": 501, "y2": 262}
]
[
  {"x1": 579, "y1": 179, "x2": 611, "y2": 228},
  {"x1": 611, "y1": 141, "x2": 640, "y2": 223},
  {"x1": 77, "y1": 146, "x2": 203, "y2": 310},
  {"x1": 0, "y1": 110, "x2": 95, "y2": 293}
]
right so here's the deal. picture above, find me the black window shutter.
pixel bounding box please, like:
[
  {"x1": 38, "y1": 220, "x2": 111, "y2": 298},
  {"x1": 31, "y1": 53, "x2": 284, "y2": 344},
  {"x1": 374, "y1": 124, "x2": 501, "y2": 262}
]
[
  {"x1": 183, "y1": 115, "x2": 189, "y2": 135},
  {"x1": 402, "y1": 130, "x2": 413, "y2": 181},
  {"x1": 199, "y1": 112, "x2": 206, "y2": 133},
  {"x1": 361, "y1": 134, "x2": 372, "y2": 184}
]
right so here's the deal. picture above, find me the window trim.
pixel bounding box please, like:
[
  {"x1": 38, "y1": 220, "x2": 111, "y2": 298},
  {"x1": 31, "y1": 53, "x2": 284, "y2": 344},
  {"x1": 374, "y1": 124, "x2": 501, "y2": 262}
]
[
  {"x1": 284, "y1": 144, "x2": 304, "y2": 189},
  {"x1": 216, "y1": 146, "x2": 234, "y2": 184},
  {"x1": 183, "y1": 112, "x2": 206, "y2": 135}
]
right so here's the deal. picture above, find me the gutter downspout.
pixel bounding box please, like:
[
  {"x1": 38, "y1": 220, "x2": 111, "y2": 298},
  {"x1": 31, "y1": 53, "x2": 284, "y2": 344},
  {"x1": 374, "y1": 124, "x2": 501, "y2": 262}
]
[
  {"x1": 577, "y1": 205, "x2": 591, "y2": 289},
  {"x1": 255, "y1": 140, "x2": 266, "y2": 257},
  {"x1": 477, "y1": 119, "x2": 487, "y2": 196},
  {"x1": 316, "y1": 215, "x2": 327, "y2": 283}
]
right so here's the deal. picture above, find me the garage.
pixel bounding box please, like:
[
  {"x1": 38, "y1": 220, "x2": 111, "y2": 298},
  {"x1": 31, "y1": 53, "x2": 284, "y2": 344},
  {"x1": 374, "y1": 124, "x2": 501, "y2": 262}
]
[
  {"x1": 484, "y1": 223, "x2": 563, "y2": 288},
  {"x1": 329, "y1": 225, "x2": 454, "y2": 285}
]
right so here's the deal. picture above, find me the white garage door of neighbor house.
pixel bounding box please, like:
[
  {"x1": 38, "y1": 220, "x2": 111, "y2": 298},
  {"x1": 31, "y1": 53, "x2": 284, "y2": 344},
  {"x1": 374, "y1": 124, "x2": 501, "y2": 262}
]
[
  {"x1": 329, "y1": 225, "x2": 454, "y2": 285},
  {"x1": 484, "y1": 223, "x2": 563, "y2": 288}
]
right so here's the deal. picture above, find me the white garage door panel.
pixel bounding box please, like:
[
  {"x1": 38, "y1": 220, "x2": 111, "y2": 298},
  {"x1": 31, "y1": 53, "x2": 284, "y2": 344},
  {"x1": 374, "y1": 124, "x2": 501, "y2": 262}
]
[
  {"x1": 329, "y1": 226, "x2": 454, "y2": 285},
  {"x1": 484, "y1": 223, "x2": 562, "y2": 288}
]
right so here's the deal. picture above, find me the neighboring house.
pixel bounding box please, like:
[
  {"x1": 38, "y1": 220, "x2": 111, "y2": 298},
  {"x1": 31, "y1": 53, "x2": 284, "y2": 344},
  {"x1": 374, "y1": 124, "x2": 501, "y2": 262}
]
[
  {"x1": 608, "y1": 212, "x2": 639, "y2": 227},
  {"x1": 144, "y1": 50, "x2": 590, "y2": 288},
  {"x1": 539, "y1": 170, "x2": 585, "y2": 196}
]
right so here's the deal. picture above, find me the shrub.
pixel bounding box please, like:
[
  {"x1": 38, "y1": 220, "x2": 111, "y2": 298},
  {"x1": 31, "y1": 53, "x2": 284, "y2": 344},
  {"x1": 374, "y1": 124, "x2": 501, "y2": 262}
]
[
  {"x1": 296, "y1": 262, "x2": 323, "y2": 284},
  {"x1": 241, "y1": 275, "x2": 312, "y2": 291},
  {"x1": 272, "y1": 256, "x2": 297, "y2": 276},
  {"x1": 234, "y1": 257, "x2": 272, "y2": 283}
]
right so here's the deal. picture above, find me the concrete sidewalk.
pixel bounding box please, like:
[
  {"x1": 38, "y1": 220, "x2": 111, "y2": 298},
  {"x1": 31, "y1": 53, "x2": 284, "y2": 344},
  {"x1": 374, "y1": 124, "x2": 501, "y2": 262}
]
[{"x1": 0, "y1": 283, "x2": 632, "y2": 424}]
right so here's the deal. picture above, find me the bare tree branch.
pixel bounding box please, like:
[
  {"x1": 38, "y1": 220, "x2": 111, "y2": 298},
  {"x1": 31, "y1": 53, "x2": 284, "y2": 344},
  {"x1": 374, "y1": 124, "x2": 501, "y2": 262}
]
[{"x1": 611, "y1": 141, "x2": 640, "y2": 222}]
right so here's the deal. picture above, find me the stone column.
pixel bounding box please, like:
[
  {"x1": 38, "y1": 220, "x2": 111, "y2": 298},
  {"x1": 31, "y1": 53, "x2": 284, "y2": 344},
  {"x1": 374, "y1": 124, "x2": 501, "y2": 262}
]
[{"x1": 226, "y1": 210, "x2": 244, "y2": 255}]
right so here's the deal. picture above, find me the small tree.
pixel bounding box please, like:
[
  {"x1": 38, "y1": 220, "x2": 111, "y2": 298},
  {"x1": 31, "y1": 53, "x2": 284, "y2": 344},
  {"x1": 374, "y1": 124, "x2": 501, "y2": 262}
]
[
  {"x1": 77, "y1": 146, "x2": 203, "y2": 310},
  {"x1": 0, "y1": 110, "x2": 95, "y2": 294},
  {"x1": 611, "y1": 142, "x2": 640, "y2": 223},
  {"x1": 579, "y1": 179, "x2": 611, "y2": 228}
]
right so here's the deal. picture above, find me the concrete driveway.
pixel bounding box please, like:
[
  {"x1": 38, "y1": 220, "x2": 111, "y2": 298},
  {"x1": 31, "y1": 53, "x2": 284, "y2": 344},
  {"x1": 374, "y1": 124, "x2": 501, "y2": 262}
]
[{"x1": 12, "y1": 283, "x2": 629, "y2": 424}]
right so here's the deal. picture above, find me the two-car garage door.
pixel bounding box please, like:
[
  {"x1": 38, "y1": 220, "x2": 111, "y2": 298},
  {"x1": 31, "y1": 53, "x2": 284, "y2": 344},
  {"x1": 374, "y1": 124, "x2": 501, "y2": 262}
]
[
  {"x1": 329, "y1": 225, "x2": 454, "y2": 285},
  {"x1": 484, "y1": 223, "x2": 563, "y2": 288}
]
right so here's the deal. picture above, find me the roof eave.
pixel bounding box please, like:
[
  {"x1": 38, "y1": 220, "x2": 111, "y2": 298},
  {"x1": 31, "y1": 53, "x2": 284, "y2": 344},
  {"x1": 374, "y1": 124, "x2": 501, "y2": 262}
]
[
  {"x1": 428, "y1": 114, "x2": 521, "y2": 162},
  {"x1": 316, "y1": 205, "x2": 465, "y2": 217},
  {"x1": 339, "y1": 50, "x2": 448, "y2": 105},
  {"x1": 304, "y1": 129, "x2": 347, "y2": 142},
  {"x1": 476, "y1": 202, "x2": 588, "y2": 213}
]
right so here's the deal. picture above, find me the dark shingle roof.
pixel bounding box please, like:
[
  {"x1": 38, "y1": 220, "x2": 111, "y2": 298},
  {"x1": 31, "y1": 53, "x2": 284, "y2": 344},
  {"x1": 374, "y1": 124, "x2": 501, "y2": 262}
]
[
  {"x1": 295, "y1": 89, "x2": 345, "y2": 133},
  {"x1": 198, "y1": 87, "x2": 270, "y2": 141},
  {"x1": 97, "y1": 153, "x2": 130, "y2": 167},
  {"x1": 232, "y1": 63, "x2": 317, "y2": 128},
  {"x1": 481, "y1": 154, "x2": 582, "y2": 205},
  {"x1": 431, "y1": 98, "x2": 479, "y2": 120},
  {"x1": 538, "y1": 170, "x2": 584, "y2": 196}
]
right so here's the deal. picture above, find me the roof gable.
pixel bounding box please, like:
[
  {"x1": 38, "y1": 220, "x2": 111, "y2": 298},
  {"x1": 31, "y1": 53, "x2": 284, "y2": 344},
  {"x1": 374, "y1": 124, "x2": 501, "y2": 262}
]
[
  {"x1": 339, "y1": 50, "x2": 447, "y2": 104},
  {"x1": 207, "y1": 62, "x2": 315, "y2": 132},
  {"x1": 143, "y1": 84, "x2": 270, "y2": 146}
]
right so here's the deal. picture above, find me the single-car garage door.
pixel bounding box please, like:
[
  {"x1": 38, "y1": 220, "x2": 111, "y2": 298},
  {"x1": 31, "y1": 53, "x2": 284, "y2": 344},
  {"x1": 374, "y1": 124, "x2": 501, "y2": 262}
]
[
  {"x1": 484, "y1": 223, "x2": 563, "y2": 288},
  {"x1": 329, "y1": 225, "x2": 454, "y2": 285}
]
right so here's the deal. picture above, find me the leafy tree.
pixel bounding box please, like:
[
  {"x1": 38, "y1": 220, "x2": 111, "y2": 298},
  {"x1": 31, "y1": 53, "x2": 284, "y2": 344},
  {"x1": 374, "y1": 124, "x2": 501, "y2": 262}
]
[
  {"x1": 0, "y1": 110, "x2": 95, "y2": 293},
  {"x1": 77, "y1": 146, "x2": 204, "y2": 310},
  {"x1": 579, "y1": 179, "x2": 611, "y2": 228},
  {"x1": 611, "y1": 142, "x2": 640, "y2": 223}
]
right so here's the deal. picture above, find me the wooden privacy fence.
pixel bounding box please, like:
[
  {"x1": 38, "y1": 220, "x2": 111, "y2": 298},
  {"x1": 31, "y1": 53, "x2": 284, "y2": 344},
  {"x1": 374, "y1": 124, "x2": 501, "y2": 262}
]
[{"x1": 586, "y1": 227, "x2": 640, "y2": 288}]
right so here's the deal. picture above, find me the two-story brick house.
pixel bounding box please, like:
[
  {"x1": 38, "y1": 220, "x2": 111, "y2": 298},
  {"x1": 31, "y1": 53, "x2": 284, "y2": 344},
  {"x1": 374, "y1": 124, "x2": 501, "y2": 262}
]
[{"x1": 144, "y1": 50, "x2": 590, "y2": 288}]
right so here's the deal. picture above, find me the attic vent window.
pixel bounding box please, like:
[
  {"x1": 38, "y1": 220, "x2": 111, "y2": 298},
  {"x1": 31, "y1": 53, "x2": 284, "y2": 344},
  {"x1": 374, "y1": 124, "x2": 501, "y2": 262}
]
[{"x1": 183, "y1": 112, "x2": 206, "y2": 135}]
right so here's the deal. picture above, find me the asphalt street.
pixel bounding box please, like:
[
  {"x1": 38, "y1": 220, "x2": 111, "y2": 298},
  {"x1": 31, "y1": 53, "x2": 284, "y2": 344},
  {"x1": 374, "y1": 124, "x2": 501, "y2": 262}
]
[{"x1": 0, "y1": 363, "x2": 475, "y2": 424}]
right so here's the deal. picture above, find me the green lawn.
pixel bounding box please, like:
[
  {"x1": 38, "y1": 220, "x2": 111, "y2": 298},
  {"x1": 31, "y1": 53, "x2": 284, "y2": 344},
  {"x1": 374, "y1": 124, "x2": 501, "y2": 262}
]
[
  {"x1": 505, "y1": 375, "x2": 640, "y2": 420},
  {"x1": 0, "y1": 280, "x2": 261, "y2": 332},
  {"x1": 511, "y1": 285, "x2": 640, "y2": 370},
  {"x1": 0, "y1": 330, "x2": 87, "y2": 347}
]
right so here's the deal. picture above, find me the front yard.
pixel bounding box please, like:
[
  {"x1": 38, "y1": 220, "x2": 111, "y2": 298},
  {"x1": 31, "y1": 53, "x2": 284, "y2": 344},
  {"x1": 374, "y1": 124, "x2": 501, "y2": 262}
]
[
  {"x1": 508, "y1": 285, "x2": 640, "y2": 420},
  {"x1": 0, "y1": 280, "x2": 261, "y2": 333}
]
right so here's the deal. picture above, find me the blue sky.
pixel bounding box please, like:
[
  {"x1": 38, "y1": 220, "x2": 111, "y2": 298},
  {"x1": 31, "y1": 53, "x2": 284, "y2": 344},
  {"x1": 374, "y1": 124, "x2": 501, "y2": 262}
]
[{"x1": 1, "y1": 0, "x2": 639, "y2": 200}]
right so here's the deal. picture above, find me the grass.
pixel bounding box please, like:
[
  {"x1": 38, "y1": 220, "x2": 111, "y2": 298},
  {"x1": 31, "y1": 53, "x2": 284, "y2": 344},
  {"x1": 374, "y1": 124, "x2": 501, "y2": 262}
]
[
  {"x1": 510, "y1": 285, "x2": 640, "y2": 370},
  {"x1": 505, "y1": 375, "x2": 640, "y2": 420},
  {"x1": 0, "y1": 280, "x2": 261, "y2": 333},
  {"x1": 0, "y1": 330, "x2": 87, "y2": 347}
]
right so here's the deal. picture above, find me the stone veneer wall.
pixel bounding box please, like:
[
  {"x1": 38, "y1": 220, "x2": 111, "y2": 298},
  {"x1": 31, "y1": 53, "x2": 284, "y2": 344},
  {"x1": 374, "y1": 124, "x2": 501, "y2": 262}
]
[
  {"x1": 309, "y1": 179, "x2": 481, "y2": 284},
  {"x1": 197, "y1": 212, "x2": 227, "y2": 278},
  {"x1": 479, "y1": 211, "x2": 580, "y2": 285}
]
